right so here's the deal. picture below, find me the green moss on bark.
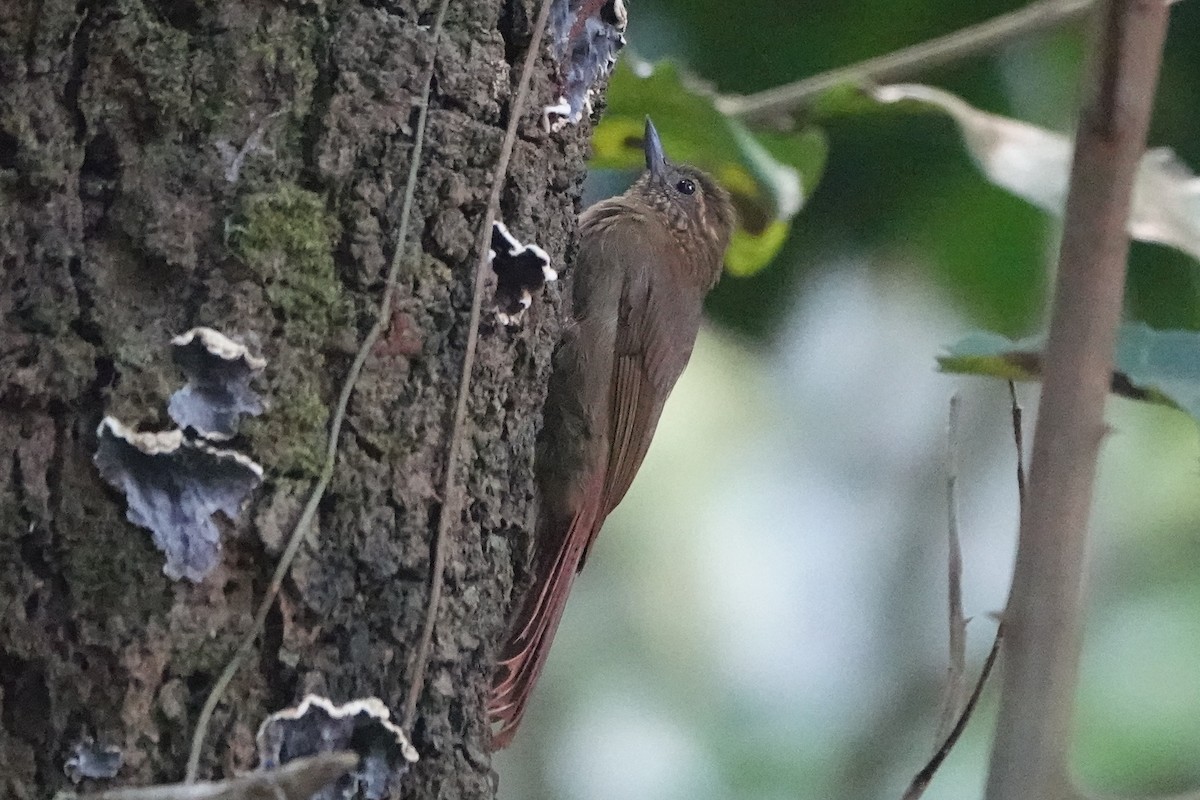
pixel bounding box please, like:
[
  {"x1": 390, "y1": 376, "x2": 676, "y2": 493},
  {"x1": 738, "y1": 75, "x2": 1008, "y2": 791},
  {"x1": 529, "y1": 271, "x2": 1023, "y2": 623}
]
[
  {"x1": 231, "y1": 184, "x2": 346, "y2": 339},
  {"x1": 246, "y1": 372, "x2": 328, "y2": 479},
  {"x1": 231, "y1": 184, "x2": 344, "y2": 479}
]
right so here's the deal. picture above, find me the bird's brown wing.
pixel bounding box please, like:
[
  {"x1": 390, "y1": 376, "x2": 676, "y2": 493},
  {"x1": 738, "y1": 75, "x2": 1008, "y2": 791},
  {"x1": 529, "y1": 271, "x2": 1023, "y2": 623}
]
[
  {"x1": 597, "y1": 266, "x2": 699, "y2": 530},
  {"x1": 489, "y1": 224, "x2": 701, "y2": 747}
]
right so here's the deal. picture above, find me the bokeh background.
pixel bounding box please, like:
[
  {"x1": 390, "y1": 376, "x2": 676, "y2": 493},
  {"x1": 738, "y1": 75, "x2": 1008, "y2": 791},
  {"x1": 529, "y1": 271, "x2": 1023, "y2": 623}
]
[{"x1": 497, "y1": 3, "x2": 1200, "y2": 798}]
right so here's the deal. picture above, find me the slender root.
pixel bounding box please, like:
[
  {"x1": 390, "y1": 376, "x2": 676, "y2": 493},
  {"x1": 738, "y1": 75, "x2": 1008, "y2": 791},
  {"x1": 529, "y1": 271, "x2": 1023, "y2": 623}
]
[
  {"x1": 401, "y1": 0, "x2": 557, "y2": 729},
  {"x1": 183, "y1": 0, "x2": 453, "y2": 780}
]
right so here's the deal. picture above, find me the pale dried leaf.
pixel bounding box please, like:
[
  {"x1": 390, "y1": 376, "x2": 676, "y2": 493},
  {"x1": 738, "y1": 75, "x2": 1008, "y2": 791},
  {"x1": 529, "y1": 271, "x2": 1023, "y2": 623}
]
[{"x1": 872, "y1": 83, "x2": 1200, "y2": 262}]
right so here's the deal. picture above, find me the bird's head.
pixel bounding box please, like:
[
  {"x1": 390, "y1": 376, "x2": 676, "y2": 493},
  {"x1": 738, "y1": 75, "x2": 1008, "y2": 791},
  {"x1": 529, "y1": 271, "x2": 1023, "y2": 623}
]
[{"x1": 630, "y1": 117, "x2": 735, "y2": 267}]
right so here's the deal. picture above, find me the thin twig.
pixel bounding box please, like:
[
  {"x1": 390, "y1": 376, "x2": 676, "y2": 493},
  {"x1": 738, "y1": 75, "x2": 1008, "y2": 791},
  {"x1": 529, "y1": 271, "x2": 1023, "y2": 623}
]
[
  {"x1": 984, "y1": 3, "x2": 1172, "y2": 800},
  {"x1": 900, "y1": 378, "x2": 1033, "y2": 799},
  {"x1": 717, "y1": 0, "x2": 1098, "y2": 122},
  {"x1": 902, "y1": 621, "x2": 1005, "y2": 800},
  {"x1": 1007, "y1": 382, "x2": 1027, "y2": 511},
  {"x1": 936, "y1": 393, "x2": 968, "y2": 743},
  {"x1": 401, "y1": 0, "x2": 556, "y2": 728},
  {"x1": 184, "y1": 1, "x2": 452, "y2": 780}
]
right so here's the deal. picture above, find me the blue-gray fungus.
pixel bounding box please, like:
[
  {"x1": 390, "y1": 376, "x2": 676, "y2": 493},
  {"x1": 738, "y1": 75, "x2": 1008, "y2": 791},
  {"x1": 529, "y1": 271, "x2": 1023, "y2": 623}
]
[
  {"x1": 257, "y1": 696, "x2": 418, "y2": 800},
  {"x1": 490, "y1": 221, "x2": 556, "y2": 326},
  {"x1": 94, "y1": 417, "x2": 263, "y2": 581},
  {"x1": 544, "y1": 0, "x2": 627, "y2": 128},
  {"x1": 64, "y1": 738, "x2": 123, "y2": 783},
  {"x1": 168, "y1": 327, "x2": 266, "y2": 440}
]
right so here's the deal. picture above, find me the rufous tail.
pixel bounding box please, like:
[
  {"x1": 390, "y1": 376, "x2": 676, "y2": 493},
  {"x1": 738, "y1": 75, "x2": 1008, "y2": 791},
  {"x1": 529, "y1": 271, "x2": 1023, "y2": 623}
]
[{"x1": 488, "y1": 497, "x2": 602, "y2": 748}]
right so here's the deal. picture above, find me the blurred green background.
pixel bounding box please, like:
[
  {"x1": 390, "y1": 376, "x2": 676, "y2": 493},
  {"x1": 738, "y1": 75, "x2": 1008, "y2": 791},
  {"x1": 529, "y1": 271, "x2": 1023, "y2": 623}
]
[{"x1": 496, "y1": 2, "x2": 1200, "y2": 798}]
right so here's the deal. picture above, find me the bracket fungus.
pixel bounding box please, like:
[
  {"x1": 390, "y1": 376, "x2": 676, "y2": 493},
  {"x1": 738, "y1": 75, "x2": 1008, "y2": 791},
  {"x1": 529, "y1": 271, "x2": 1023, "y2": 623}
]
[
  {"x1": 64, "y1": 738, "x2": 123, "y2": 783},
  {"x1": 543, "y1": 0, "x2": 627, "y2": 129},
  {"x1": 257, "y1": 696, "x2": 418, "y2": 800},
  {"x1": 490, "y1": 221, "x2": 556, "y2": 326},
  {"x1": 94, "y1": 417, "x2": 263, "y2": 581},
  {"x1": 168, "y1": 327, "x2": 266, "y2": 440}
]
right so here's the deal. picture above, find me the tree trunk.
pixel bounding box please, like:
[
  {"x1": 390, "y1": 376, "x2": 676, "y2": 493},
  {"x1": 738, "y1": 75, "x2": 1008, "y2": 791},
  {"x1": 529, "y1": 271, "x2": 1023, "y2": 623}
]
[{"x1": 0, "y1": 1, "x2": 583, "y2": 797}]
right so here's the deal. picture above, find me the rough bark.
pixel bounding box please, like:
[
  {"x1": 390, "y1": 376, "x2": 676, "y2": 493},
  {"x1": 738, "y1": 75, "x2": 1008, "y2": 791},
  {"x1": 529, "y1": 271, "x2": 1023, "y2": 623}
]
[{"x1": 0, "y1": 1, "x2": 585, "y2": 797}]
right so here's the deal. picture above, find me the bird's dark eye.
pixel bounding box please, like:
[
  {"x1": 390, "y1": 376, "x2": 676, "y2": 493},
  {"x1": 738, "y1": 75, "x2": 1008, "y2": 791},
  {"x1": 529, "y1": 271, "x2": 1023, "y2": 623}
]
[{"x1": 675, "y1": 179, "x2": 696, "y2": 195}]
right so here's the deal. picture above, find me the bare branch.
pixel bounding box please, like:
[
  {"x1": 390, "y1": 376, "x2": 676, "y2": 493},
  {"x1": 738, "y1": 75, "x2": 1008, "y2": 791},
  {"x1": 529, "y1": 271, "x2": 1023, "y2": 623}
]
[
  {"x1": 900, "y1": 387, "x2": 1025, "y2": 799},
  {"x1": 1007, "y1": 382, "x2": 1027, "y2": 512},
  {"x1": 718, "y1": 0, "x2": 1098, "y2": 122},
  {"x1": 935, "y1": 393, "x2": 968, "y2": 743},
  {"x1": 984, "y1": 3, "x2": 1172, "y2": 799}
]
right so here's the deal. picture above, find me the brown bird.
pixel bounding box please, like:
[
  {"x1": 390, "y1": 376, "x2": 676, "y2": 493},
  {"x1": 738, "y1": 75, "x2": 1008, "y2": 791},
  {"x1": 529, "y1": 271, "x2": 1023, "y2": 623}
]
[{"x1": 489, "y1": 118, "x2": 735, "y2": 747}]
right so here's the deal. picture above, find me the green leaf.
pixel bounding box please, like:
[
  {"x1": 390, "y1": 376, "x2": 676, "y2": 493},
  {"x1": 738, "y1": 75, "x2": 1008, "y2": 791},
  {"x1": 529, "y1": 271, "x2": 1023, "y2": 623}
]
[
  {"x1": 1115, "y1": 324, "x2": 1200, "y2": 415},
  {"x1": 936, "y1": 330, "x2": 1043, "y2": 383},
  {"x1": 594, "y1": 58, "x2": 828, "y2": 277},
  {"x1": 938, "y1": 323, "x2": 1200, "y2": 421}
]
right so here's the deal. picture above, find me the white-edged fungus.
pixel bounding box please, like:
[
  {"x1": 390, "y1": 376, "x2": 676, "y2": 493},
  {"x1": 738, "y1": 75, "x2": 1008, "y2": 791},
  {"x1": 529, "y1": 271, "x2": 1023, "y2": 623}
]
[
  {"x1": 168, "y1": 327, "x2": 266, "y2": 440},
  {"x1": 257, "y1": 695, "x2": 418, "y2": 800},
  {"x1": 94, "y1": 416, "x2": 263, "y2": 582},
  {"x1": 543, "y1": 0, "x2": 627, "y2": 128},
  {"x1": 490, "y1": 221, "x2": 556, "y2": 327}
]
